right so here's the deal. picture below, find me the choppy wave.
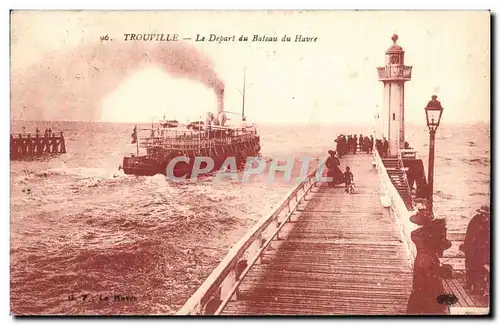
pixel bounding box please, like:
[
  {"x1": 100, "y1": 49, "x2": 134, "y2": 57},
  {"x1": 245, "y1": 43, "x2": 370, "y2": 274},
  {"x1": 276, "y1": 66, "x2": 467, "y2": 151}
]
[
  {"x1": 435, "y1": 190, "x2": 454, "y2": 200},
  {"x1": 461, "y1": 157, "x2": 490, "y2": 166}
]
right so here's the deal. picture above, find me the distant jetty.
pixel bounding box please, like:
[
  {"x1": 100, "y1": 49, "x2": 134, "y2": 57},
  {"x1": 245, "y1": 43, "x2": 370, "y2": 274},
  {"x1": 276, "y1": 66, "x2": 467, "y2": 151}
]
[{"x1": 10, "y1": 130, "x2": 66, "y2": 160}]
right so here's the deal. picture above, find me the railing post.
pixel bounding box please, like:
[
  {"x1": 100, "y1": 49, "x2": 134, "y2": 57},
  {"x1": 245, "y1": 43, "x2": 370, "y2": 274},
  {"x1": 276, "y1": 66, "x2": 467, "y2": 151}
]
[
  {"x1": 250, "y1": 233, "x2": 263, "y2": 264},
  {"x1": 301, "y1": 182, "x2": 307, "y2": 201},
  {"x1": 275, "y1": 216, "x2": 281, "y2": 240},
  {"x1": 220, "y1": 268, "x2": 237, "y2": 302},
  {"x1": 192, "y1": 302, "x2": 203, "y2": 315}
]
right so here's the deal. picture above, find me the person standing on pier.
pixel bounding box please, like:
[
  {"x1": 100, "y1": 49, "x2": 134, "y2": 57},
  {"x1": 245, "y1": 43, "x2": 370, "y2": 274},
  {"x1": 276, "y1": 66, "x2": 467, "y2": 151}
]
[
  {"x1": 352, "y1": 135, "x2": 358, "y2": 154},
  {"x1": 335, "y1": 137, "x2": 342, "y2": 158},
  {"x1": 407, "y1": 217, "x2": 451, "y2": 315},
  {"x1": 363, "y1": 135, "x2": 370, "y2": 153},
  {"x1": 459, "y1": 205, "x2": 490, "y2": 295},
  {"x1": 375, "y1": 139, "x2": 382, "y2": 156},
  {"x1": 340, "y1": 135, "x2": 347, "y2": 156},
  {"x1": 325, "y1": 150, "x2": 342, "y2": 187},
  {"x1": 382, "y1": 137, "x2": 389, "y2": 157}
]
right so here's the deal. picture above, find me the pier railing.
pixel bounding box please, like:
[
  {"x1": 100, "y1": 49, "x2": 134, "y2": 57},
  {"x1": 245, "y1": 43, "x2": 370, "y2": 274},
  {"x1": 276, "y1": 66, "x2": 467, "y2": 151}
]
[
  {"x1": 400, "y1": 149, "x2": 417, "y2": 159},
  {"x1": 374, "y1": 149, "x2": 417, "y2": 262},
  {"x1": 176, "y1": 160, "x2": 321, "y2": 315},
  {"x1": 397, "y1": 149, "x2": 415, "y2": 210},
  {"x1": 138, "y1": 132, "x2": 257, "y2": 150}
]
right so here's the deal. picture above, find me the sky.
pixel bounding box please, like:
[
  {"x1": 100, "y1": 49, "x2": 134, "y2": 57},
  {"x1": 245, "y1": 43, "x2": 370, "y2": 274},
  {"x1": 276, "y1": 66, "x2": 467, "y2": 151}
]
[{"x1": 10, "y1": 10, "x2": 490, "y2": 125}]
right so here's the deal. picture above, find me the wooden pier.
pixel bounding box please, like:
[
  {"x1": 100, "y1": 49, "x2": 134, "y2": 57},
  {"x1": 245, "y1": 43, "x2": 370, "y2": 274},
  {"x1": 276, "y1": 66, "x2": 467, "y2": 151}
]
[
  {"x1": 177, "y1": 151, "x2": 489, "y2": 315},
  {"x1": 223, "y1": 154, "x2": 413, "y2": 315},
  {"x1": 177, "y1": 154, "x2": 414, "y2": 315},
  {"x1": 10, "y1": 131, "x2": 66, "y2": 160}
]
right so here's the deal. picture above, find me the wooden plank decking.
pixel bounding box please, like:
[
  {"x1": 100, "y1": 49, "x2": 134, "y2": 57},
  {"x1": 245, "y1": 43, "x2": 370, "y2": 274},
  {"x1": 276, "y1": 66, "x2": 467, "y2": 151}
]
[{"x1": 222, "y1": 154, "x2": 413, "y2": 315}]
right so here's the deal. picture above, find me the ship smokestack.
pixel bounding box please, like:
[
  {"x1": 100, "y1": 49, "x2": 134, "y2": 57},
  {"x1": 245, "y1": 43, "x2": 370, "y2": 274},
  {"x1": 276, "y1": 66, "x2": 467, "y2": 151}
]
[{"x1": 217, "y1": 88, "x2": 224, "y2": 114}]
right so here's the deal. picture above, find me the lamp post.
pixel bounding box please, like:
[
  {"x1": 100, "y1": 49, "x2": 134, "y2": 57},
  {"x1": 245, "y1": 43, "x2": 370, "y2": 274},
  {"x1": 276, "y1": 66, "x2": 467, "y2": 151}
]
[{"x1": 424, "y1": 95, "x2": 444, "y2": 214}]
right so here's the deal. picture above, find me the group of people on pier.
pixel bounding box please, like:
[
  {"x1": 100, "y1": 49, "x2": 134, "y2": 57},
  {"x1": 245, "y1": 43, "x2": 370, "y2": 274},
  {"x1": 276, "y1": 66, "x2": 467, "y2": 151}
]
[
  {"x1": 325, "y1": 136, "x2": 356, "y2": 193},
  {"x1": 335, "y1": 134, "x2": 374, "y2": 156},
  {"x1": 325, "y1": 150, "x2": 353, "y2": 192},
  {"x1": 374, "y1": 138, "x2": 412, "y2": 158},
  {"x1": 375, "y1": 138, "x2": 389, "y2": 157}
]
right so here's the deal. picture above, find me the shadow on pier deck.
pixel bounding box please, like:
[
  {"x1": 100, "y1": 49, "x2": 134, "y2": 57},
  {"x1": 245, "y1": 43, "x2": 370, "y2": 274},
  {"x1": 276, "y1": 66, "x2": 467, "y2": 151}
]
[{"x1": 220, "y1": 154, "x2": 413, "y2": 315}]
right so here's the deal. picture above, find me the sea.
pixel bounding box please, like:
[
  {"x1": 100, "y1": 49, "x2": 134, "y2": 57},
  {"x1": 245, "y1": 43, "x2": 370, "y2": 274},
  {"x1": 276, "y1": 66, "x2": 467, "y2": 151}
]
[{"x1": 9, "y1": 120, "x2": 490, "y2": 315}]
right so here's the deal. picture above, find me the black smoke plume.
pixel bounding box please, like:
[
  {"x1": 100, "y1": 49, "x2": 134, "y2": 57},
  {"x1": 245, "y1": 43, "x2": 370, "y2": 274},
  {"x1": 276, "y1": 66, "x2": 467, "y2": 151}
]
[{"x1": 11, "y1": 41, "x2": 224, "y2": 121}]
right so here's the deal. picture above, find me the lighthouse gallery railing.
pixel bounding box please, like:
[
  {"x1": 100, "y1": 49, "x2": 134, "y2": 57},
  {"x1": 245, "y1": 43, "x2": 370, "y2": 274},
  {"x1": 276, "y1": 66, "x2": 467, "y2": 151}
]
[{"x1": 176, "y1": 160, "x2": 321, "y2": 315}]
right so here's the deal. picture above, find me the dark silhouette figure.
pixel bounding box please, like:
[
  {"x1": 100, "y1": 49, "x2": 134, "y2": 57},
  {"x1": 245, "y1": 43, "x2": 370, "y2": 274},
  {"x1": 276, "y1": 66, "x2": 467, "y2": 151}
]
[
  {"x1": 407, "y1": 217, "x2": 452, "y2": 315},
  {"x1": 335, "y1": 136, "x2": 342, "y2": 157},
  {"x1": 375, "y1": 139, "x2": 383, "y2": 156},
  {"x1": 340, "y1": 135, "x2": 347, "y2": 156},
  {"x1": 343, "y1": 166, "x2": 354, "y2": 193},
  {"x1": 382, "y1": 138, "x2": 389, "y2": 157},
  {"x1": 459, "y1": 205, "x2": 490, "y2": 295},
  {"x1": 363, "y1": 136, "x2": 370, "y2": 153},
  {"x1": 325, "y1": 150, "x2": 342, "y2": 186}
]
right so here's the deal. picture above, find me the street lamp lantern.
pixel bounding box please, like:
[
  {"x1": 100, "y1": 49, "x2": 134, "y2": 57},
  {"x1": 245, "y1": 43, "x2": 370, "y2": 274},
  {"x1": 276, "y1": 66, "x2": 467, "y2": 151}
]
[
  {"x1": 424, "y1": 95, "x2": 444, "y2": 215},
  {"x1": 424, "y1": 95, "x2": 444, "y2": 132}
]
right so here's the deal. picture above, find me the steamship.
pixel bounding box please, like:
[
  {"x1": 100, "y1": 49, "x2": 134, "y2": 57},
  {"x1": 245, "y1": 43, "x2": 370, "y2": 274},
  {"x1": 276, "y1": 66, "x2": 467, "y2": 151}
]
[{"x1": 120, "y1": 77, "x2": 261, "y2": 177}]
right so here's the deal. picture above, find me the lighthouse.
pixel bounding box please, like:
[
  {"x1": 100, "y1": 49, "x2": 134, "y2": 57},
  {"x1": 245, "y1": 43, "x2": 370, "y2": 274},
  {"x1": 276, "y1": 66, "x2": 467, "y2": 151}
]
[{"x1": 377, "y1": 34, "x2": 412, "y2": 155}]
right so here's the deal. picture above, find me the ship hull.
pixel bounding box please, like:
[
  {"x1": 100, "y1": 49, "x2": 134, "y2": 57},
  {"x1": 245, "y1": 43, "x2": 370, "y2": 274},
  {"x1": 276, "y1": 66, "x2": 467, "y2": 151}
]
[
  {"x1": 121, "y1": 156, "x2": 164, "y2": 176},
  {"x1": 122, "y1": 135, "x2": 261, "y2": 177},
  {"x1": 122, "y1": 153, "x2": 257, "y2": 178}
]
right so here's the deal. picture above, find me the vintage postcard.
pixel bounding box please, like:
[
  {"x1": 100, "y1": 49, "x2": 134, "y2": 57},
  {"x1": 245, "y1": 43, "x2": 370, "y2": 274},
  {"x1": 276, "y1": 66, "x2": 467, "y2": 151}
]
[{"x1": 10, "y1": 10, "x2": 490, "y2": 316}]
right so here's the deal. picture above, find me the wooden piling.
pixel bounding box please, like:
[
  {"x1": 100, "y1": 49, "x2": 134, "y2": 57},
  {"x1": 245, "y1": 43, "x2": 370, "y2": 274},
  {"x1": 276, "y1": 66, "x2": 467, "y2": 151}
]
[{"x1": 10, "y1": 131, "x2": 67, "y2": 160}]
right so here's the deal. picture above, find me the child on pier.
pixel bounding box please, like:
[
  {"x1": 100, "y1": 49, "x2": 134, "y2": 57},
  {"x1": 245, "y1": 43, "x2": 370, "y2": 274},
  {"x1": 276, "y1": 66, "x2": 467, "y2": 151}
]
[{"x1": 344, "y1": 166, "x2": 354, "y2": 193}]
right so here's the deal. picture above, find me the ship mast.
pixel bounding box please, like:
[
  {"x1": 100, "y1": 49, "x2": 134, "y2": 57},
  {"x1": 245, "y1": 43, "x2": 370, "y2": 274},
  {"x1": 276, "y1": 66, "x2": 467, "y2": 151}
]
[
  {"x1": 242, "y1": 66, "x2": 246, "y2": 121},
  {"x1": 135, "y1": 124, "x2": 139, "y2": 156}
]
